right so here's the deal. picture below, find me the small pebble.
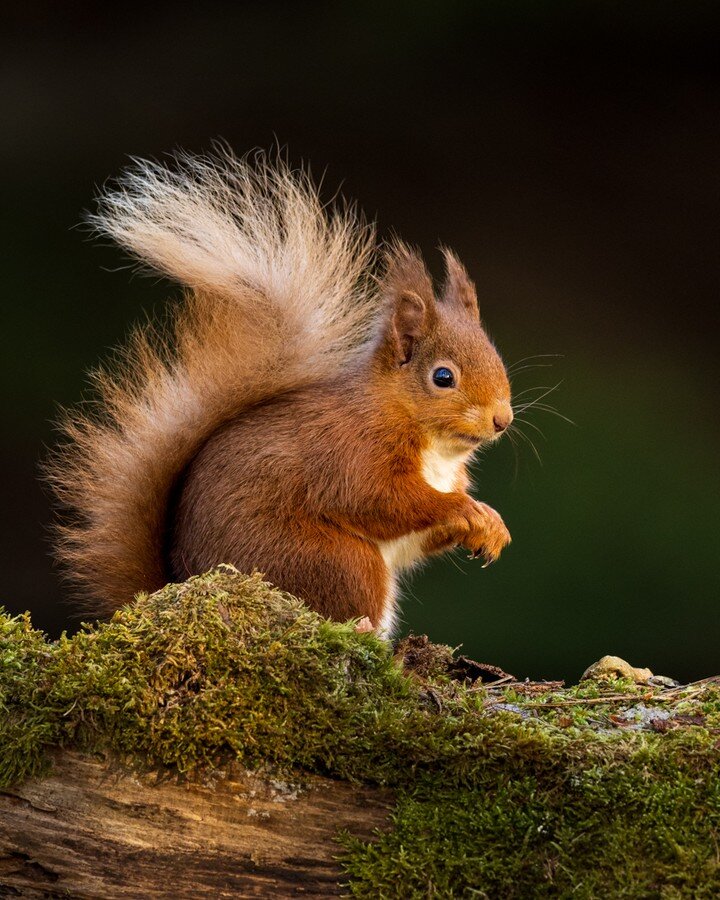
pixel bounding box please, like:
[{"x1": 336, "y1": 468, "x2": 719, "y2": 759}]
[{"x1": 581, "y1": 655, "x2": 653, "y2": 684}]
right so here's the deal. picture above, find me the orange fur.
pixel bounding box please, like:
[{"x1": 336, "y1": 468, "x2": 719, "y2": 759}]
[{"x1": 47, "y1": 151, "x2": 513, "y2": 631}]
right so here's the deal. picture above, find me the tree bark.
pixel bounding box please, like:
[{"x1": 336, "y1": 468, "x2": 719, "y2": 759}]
[{"x1": 0, "y1": 751, "x2": 393, "y2": 898}]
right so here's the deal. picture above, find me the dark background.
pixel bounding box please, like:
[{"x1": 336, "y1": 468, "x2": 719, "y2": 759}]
[{"x1": 2, "y1": 2, "x2": 718, "y2": 682}]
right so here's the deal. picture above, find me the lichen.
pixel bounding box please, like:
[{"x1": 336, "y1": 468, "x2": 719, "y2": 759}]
[{"x1": 2, "y1": 567, "x2": 719, "y2": 897}]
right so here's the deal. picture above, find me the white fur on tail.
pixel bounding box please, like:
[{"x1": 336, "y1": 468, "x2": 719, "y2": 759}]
[
  {"x1": 47, "y1": 149, "x2": 381, "y2": 614},
  {"x1": 89, "y1": 148, "x2": 379, "y2": 370}
]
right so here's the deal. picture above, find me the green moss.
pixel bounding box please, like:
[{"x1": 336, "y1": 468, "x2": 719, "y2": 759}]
[
  {"x1": 344, "y1": 761, "x2": 720, "y2": 899},
  {"x1": 342, "y1": 718, "x2": 720, "y2": 897},
  {"x1": 0, "y1": 610, "x2": 59, "y2": 787},
  {"x1": 2, "y1": 567, "x2": 720, "y2": 896},
  {"x1": 44, "y1": 568, "x2": 419, "y2": 778}
]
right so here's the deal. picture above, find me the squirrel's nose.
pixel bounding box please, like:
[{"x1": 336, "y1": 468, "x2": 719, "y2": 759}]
[{"x1": 493, "y1": 408, "x2": 513, "y2": 433}]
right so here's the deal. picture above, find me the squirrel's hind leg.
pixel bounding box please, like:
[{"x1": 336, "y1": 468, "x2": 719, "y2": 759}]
[
  {"x1": 259, "y1": 526, "x2": 391, "y2": 633},
  {"x1": 174, "y1": 519, "x2": 392, "y2": 635}
]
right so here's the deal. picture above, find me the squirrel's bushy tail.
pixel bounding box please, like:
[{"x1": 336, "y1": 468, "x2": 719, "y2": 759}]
[{"x1": 46, "y1": 149, "x2": 380, "y2": 615}]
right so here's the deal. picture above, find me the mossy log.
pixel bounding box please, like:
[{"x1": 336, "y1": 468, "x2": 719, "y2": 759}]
[
  {"x1": 0, "y1": 750, "x2": 391, "y2": 897},
  {"x1": 2, "y1": 567, "x2": 720, "y2": 898}
]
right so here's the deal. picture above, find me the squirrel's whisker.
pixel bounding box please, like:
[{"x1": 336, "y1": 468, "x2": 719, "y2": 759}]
[
  {"x1": 508, "y1": 363, "x2": 555, "y2": 376},
  {"x1": 522, "y1": 404, "x2": 576, "y2": 426},
  {"x1": 513, "y1": 382, "x2": 563, "y2": 414},
  {"x1": 504, "y1": 428, "x2": 522, "y2": 484},
  {"x1": 509, "y1": 425, "x2": 543, "y2": 465},
  {"x1": 514, "y1": 418, "x2": 546, "y2": 440},
  {"x1": 507, "y1": 353, "x2": 563, "y2": 374},
  {"x1": 511, "y1": 385, "x2": 557, "y2": 399}
]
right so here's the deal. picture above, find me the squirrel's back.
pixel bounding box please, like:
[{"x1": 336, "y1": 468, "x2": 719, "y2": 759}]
[{"x1": 46, "y1": 149, "x2": 382, "y2": 615}]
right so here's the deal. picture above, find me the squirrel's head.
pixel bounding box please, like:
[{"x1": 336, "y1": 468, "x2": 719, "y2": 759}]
[{"x1": 374, "y1": 244, "x2": 512, "y2": 452}]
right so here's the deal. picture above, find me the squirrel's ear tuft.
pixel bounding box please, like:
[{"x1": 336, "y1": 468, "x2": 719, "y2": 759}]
[
  {"x1": 440, "y1": 248, "x2": 479, "y2": 320},
  {"x1": 381, "y1": 244, "x2": 435, "y2": 365}
]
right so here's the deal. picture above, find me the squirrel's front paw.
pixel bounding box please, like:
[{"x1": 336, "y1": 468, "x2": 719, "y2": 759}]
[{"x1": 462, "y1": 500, "x2": 511, "y2": 566}]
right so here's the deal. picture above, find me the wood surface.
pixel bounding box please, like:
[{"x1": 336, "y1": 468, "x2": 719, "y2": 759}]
[{"x1": 0, "y1": 751, "x2": 393, "y2": 898}]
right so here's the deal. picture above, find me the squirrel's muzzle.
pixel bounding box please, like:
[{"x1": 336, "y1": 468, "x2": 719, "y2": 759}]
[{"x1": 492, "y1": 402, "x2": 513, "y2": 435}]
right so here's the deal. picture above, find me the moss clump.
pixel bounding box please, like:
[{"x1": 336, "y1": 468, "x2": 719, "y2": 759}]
[
  {"x1": 343, "y1": 737, "x2": 720, "y2": 898},
  {"x1": 0, "y1": 610, "x2": 59, "y2": 786},
  {"x1": 44, "y1": 567, "x2": 418, "y2": 778},
  {"x1": 2, "y1": 567, "x2": 720, "y2": 896}
]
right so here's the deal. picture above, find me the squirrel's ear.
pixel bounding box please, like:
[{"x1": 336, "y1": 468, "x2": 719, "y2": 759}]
[
  {"x1": 381, "y1": 245, "x2": 435, "y2": 366},
  {"x1": 391, "y1": 290, "x2": 427, "y2": 365},
  {"x1": 440, "y1": 248, "x2": 479, "y2": 321}
]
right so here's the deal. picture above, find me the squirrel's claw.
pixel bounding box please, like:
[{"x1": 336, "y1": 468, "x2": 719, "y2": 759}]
[{"x1": 468, "y1": 548, "x2": 497, "y2": 567}]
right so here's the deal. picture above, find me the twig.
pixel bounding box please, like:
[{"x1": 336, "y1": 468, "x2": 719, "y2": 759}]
[{"x1": 519, "y1": 692, "x2": 656, "y2": 709}]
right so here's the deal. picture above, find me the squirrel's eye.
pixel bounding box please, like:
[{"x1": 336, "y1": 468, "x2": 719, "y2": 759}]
[{"x1": 432, "y1": 366, "x2": 456, "y2": 388}]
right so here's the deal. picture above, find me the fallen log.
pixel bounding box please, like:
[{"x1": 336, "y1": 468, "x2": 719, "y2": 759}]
[
  {"x1": 0, "y1": 750, "x2": 391, "y2": 897},
  {"x1": 2, "y1": 568, "x2": 720, "y2": 897}
]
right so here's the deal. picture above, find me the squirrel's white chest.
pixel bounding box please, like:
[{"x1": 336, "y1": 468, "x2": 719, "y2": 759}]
[
  {"x1": 421, "y1": 440, "x2": 468, "y2": 494},
  {"x1": 377, "y1": 440, "x2": 469, "y2": 573}
]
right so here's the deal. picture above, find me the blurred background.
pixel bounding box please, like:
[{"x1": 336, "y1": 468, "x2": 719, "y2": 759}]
[{"x1": 2, "y1": 1, "x2": 718, "y2": 682}]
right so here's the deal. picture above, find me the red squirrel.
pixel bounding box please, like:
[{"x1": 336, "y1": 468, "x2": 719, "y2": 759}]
[{"x1": 48, "y1": 149, "x2": 513, "y2": 635}]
